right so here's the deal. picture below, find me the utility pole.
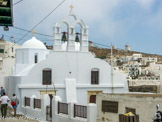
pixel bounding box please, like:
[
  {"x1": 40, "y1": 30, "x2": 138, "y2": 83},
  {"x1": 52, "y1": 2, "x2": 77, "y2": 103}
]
[{"x1": 111, "y1": 42, "x2": 114, "y2": 93}]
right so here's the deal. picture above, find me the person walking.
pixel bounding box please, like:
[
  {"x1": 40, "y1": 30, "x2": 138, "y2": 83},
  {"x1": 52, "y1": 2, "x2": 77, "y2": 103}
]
[
  {"x1": 11, "y1": 94, "x2": 19, "y2": 117},
  {"x1": 0, "y1": 87, "x2": 5, "y2": 96},
  {"x1": 0, "y1": 92, "x2": 10, "y2": 118}
]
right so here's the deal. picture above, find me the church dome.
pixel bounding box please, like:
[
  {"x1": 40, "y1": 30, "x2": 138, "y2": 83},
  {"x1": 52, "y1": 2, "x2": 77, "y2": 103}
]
[{"x1": 21, "y1": 37, "x2": 46, "y2": 49}]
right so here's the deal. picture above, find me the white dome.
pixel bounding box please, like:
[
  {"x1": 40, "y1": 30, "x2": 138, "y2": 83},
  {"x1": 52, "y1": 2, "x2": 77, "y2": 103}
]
[{"x1": 21, "y1": 37, "x2": 46, "y2": 49}]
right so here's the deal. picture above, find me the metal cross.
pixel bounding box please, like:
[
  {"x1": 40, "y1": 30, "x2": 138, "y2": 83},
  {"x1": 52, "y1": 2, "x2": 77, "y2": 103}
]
[
  {"x1": 32, "y1": 30, "x2": 35, "y2": 37},
  {"x1": 70, "y1": 5, "x2": 74, "y2": 13}
]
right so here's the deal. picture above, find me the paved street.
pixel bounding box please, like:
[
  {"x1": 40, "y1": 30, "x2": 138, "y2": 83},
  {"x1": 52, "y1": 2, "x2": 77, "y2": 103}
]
[{"x1": 0, "y1": 105, "x2": 39, "y2": 122}]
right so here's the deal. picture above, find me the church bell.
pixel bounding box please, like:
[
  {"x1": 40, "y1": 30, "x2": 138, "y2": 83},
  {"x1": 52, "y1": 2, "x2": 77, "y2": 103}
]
[
  {"x1": 75, "y1": 33, "x2": 80, "y2": 42},
  {"x1": 61, "y1": 32, "x2": 67, "y2": 42}
]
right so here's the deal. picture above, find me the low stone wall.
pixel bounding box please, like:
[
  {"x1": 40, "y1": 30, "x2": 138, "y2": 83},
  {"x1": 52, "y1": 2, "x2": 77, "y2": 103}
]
[
  {"x1": 129, "y1": 85, "x2": 158, "y2": 93},
  {"x1": 96, "y1": 93, "x2": 162, "y2": 122},
  {"x1": 128, "y1": 80, "x2": 160, "y2": 86}
]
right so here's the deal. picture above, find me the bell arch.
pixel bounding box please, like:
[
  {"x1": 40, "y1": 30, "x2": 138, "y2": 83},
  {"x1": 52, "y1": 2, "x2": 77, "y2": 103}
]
[
  {"x1": 73, "y1": 21, "x2": 88, "y2": 52},
  {"x1": 60, "y1": 22, "x2": 69, "y2": 51},
  {"x1": 53, "y1": 13, "x2": 88, "y2": 52},
  {"x1": 67, "y1": 15, "x2": 77, "y2": 23},
  {"x1": 74, "y1": 23, "x2": 82, "y2": 51}
]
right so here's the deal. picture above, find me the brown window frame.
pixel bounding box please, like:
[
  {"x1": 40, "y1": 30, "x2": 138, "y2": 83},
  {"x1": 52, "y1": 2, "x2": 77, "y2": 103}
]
[
  {"x1": 91, "y1": 70, "x2": 99, "y2": 84},
  {"x1": 34, "y1": 98, "x2": 41, "y2": 109},
  {"x1": 42, "y1": 70, "x2": 52, "y2": 85}
]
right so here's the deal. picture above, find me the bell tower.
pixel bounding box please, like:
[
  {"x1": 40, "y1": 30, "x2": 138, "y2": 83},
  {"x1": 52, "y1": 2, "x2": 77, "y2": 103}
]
[{"x1": 53, "y1": 6, "x2": 89, "y2": 52}]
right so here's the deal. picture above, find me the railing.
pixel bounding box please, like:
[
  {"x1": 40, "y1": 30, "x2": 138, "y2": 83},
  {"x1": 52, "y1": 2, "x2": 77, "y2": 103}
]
[
  {"x1": 74, "y1": 104, "x2": 87, "y2": 118},
  {"x1": 34, "y1": 98, "x2": 41, "y2": 109},
  {"x1": 58, "y1": 102, "x2": 68, "y2": 114},
  {"x1": 25, "y1": 97, "x2": 30, "y2": 107}
]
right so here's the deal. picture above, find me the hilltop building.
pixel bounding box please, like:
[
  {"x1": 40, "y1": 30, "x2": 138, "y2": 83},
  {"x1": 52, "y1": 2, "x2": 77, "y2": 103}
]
[
  {"x1": 0, "y1": 37, "x2": 20, "y2": 87},
  {"x1": 106, "y1": 51, "x2": 161, "y2": 87},
  {"x1": 0, "y1": 36, "x2": 20, "y2": 58},
  {"x1": 125, "y1": 44, "x2": 130, "y2": 51}
]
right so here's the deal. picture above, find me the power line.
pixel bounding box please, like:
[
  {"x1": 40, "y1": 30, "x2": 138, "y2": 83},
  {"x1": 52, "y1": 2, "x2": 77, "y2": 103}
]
[
  {"x1": 13, "y1": 0, "x2": 23, "y2": 6},
  {"x1": 2, "y1": 34, "x2": 26, "y2": 41},
  {"x1": 13, "y1": 26, "x2": 53, "y2": 37},
  {"x1": 1, "y1": 30, "x2": 52, "y2": 41},
  {"x1": 2, "y1": 34, "x2": 53, "y2": 43},
  {"x1": 92, "y1": 41, "x2": 111, "y2": 48},
  {"x1": 92, "y1": 41, "x2": 124, "y2": 51},
  {"x1": 6, "y1": 0, "x2": 66, "y2": 52}
]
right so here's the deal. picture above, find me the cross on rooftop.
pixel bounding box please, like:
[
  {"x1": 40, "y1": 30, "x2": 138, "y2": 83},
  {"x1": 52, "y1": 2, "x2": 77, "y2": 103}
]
[
  {"x1": 70, "y1": 5, "x2": 74, "y2": 13},
  {"x1": 32, "y1": 30, "x2": 35, "y2": 37}
]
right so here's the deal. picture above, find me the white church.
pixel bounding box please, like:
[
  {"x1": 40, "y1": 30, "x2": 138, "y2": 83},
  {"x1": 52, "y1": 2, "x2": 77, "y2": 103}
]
[{"x1": 5, "y1": 12, "x2": 128, "y2": 115}]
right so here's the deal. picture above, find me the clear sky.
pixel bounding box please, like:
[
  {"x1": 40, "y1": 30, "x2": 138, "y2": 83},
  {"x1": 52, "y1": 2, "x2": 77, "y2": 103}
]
[{"x1": 0, "y1": 0, "x2": 162, "y2": 55}]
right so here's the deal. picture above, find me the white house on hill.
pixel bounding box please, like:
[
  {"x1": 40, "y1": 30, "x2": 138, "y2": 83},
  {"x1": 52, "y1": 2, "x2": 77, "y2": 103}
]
[
  {"x1": 5, "y1": 13, "x2": 128, "y2": 115},
  {"x1": 0, "y1": 38, "x2": 21, "y2": 87}
]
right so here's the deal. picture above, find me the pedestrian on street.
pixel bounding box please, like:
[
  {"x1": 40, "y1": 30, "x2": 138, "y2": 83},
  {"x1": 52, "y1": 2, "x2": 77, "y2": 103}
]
[
  {"x1": 11, "y1": 94, "x2": 19, "y2": 117},
  {"x1": 0, "y1": 87, "x2": 5, "y2": 96},
  {"x1": 0, "y1": 92, "x2": 10, "y2": 118}
]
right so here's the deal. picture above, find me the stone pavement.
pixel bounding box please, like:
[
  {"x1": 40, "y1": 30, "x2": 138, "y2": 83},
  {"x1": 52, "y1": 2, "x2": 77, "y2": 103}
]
[{"x1": 0, "y1": 105, "x2": 39, "y2": 122}]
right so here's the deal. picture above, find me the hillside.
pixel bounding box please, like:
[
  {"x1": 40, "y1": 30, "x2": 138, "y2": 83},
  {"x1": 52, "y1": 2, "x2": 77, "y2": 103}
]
[
  {"x1": 46, "y1": 45, "x2": 162, "y2": 62},
  {"x1": 89, "y1": 47, "x2": 162, "y2": 62}
]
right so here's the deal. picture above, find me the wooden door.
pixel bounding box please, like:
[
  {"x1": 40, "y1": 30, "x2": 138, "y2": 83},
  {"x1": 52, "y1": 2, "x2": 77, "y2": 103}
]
[{"x1": 89, "y1": 95, "x2": 96, "y2": 103}]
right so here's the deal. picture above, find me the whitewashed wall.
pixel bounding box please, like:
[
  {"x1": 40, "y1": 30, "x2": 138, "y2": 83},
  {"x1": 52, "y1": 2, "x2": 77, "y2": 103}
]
[
  {"x1": 0, "y1": 58, "x2": 15, "y2": 87},
  {"x1": 19, "y1": 51, "x2": 128, "y2": 105},
  {"x1": 6, "y1": 50, "x2": 128, "y2": 108},
  {"x1": 21, "y1": 94, "x2": 50, "y2": 121},
  {"x1": 52, "y1": 96, "x2": 97, "y2": 122}
]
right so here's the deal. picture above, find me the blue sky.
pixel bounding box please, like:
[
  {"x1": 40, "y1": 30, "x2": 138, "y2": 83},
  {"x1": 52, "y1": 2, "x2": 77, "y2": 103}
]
[{"x1": 0, "y1": 0, "x2": 162, "y2": 55}]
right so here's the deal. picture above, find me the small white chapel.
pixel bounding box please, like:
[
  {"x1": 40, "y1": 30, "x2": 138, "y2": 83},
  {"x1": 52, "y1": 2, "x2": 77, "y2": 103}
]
[{"x1": 5, "y1": 11, "x2": 128, "y2": 113}]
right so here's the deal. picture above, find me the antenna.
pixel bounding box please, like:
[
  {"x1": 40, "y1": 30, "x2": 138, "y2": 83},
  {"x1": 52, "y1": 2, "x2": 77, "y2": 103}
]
[{"x1": 111, "y1": 42, "x2": 114, "y2": 93}]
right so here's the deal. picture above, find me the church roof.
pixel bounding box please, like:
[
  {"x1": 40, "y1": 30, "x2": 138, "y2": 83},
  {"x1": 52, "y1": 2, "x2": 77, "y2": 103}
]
[{"x1": 21, "y1": 37, "x2": 46, "y2": 49}]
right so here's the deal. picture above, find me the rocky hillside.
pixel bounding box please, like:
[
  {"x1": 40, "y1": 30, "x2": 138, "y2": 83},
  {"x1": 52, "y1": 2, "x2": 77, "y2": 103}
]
[
  {"x1": 89, "y1": 47, "x2": 162, "y2": 62},
  {"x1": 46, "y1": 45, "x2": 162, "y2": 62}
]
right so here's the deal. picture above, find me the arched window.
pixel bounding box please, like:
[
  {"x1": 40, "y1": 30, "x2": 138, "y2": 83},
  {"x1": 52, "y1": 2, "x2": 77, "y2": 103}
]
[
  {"x1": 34, "y1": 53, "x2": 38, "y2": 63},
  {"x1": 91, "y1": 68, "x2": 99, "y2": 84},
  {"x1": 42, "y1": 68, "x2": 52, "y2": 85}
]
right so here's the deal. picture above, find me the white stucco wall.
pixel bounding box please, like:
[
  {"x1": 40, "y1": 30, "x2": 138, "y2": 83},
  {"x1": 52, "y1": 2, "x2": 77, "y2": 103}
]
[
  {"x1": 6, "y1": 51, "x2": 128, "y2": 110},
  {"x1": 0, "y1": 57, "x2": 15, "y2": 87},
  {"x1": 16, "y1": 49, "x2": 49, "y2": 65},
  {"x1": 22, "y1": 51, "x2": 127, "y2": 86},
  {"x1": 12, "y1": 51, "x2": 128, "y2": 105},
  {"x1": 5, "y1": 42, "x2": 21, "y2": 58},
  {"x1": 21, "y1": 94, "x2": 50, "y2": 121},
  {"x1": 14, "y1": 49, "x2": 49, "y2": 75},
  {"x1": 52, "y1": 96, "x2": 97, "y2": 122}
]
